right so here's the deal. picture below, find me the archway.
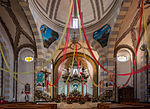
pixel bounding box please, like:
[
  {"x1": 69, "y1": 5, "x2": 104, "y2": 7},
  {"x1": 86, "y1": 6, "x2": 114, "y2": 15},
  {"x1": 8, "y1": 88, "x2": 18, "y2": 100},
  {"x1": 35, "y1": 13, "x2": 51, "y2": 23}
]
[
  {"x1": 17, "y1": 48, "x2": 35, "y2": 102},
  {"x1": 54, "y1": 52, "x2": 98, "y2": 98},
  {"x1": 114, "y1": 45, "x2": 135, "y2": 102}
]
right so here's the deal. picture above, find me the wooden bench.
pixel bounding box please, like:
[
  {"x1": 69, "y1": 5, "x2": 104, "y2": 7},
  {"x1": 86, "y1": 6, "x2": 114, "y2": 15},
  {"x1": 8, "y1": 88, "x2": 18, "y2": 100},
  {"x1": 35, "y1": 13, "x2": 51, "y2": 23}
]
[
  {"x1": 0, "y1": 103, "x2": 57, "y2": 109},
  {"x1": 97, "y1": 103, "x2": 145, "y2": 109},
  {"x1": 107, "y1": 104, "x2": 144, "y2": 109},
  {"x1": 121, "y1": 103, "x2": 150, "y2": 109}
]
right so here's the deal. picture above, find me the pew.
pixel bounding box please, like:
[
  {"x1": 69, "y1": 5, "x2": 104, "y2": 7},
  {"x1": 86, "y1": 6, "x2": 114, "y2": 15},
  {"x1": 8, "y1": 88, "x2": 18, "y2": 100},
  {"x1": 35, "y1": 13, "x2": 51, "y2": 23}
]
[
  {"x1": 122, "y1": 103, "x2": 150, "y2": 109},
  {"x1": 0, "y1": 103, "x2": 57, "y2": 109},
  {"x1": 97, "y1": 103, "x2": 146, "y2": 109}
]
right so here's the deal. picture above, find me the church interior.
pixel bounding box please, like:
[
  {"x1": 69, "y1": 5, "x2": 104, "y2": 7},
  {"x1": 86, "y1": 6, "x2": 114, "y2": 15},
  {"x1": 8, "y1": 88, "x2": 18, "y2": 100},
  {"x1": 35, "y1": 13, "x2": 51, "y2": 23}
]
[{"x1": 0, "y1": 0, "x2": 150, "y2": 109}]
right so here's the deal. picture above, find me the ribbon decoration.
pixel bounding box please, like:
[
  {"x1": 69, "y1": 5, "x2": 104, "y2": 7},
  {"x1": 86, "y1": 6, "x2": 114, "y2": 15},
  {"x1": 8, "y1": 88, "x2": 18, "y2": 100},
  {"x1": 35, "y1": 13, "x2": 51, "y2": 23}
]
[
  {"x1": 0, "y1": 0, "x2": 149, "y2": 89},
  {"x1": 76, "y1": 0, "x2": 150, "y2": 89},
  {"x1": 76, "y1": 0, "x2": 149, "y2": 77},
  {"x1": 49, "y1": 0, "x2": 74, "y2": 86},
  {"x1": 0, "y1": 0, "x2": 74, "y2": 88},
  {"x1": 75, "y1": 44, "x2": 85, "y2": 84},
  {"x1": 0, "y1": 0, "x2": 74, "y2": 75},
  {"x1": 113, "y1": 0, "x2": 144, "y2": 88},
  {"x1": 0, "y1": 44, "x2": 25, "y2": 85},
  {"x1": 49, "y1": 39, "x2": 76, "y2": 88},
  {"x1": 76, "y1": 0, "x2": 98, "y2": 87},
  {"x1": 143, "y1": 2, "x2": 150, "y2": 56}
]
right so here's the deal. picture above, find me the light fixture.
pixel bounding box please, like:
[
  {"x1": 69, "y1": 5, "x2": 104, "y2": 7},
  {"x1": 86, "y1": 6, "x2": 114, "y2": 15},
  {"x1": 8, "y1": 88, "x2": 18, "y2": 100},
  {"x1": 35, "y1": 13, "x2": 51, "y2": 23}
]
[
  {"x1": 72, "y1": 18, "x2": 79, "y2": 29},
  {"x1": 117, "y1": 56, "x2": 127, "y2": 62},
  {"x1": 25, "y1": 56, "x2": 34, "y2": 62}
]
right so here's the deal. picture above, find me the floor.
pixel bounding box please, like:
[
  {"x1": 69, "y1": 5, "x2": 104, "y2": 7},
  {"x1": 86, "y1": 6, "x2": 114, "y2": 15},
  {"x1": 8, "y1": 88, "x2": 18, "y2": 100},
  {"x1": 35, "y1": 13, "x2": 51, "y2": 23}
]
[{"x1": 57, "y1": 102, "x2": 98, "y2": 109}]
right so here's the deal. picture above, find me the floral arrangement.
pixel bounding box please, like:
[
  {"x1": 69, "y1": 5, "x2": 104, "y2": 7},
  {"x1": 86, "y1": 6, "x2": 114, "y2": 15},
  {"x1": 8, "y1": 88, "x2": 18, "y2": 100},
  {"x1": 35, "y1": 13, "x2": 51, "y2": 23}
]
[
  {"x1": 67, "y1": 96, "x2": 73, "y2": 104},
  {"x1": 0, "y1": 96, "x2": 8, "y2": 104},
  {"x1": 79, "y1": 97, "x2": 85, "y2": 104}
]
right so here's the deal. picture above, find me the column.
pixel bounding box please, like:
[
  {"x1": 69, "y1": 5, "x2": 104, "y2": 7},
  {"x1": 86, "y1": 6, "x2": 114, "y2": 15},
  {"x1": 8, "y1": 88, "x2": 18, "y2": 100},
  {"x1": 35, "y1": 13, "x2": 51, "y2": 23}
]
[
  {"x1": 82, "y1": 82, "x2": 84, "y2": 96},
  {"x1": 99, "y1": 81, "x2": 101, "y2": 96},
  {"x1": 67, "y1": 82, "x2": 69, "y2": 96}
]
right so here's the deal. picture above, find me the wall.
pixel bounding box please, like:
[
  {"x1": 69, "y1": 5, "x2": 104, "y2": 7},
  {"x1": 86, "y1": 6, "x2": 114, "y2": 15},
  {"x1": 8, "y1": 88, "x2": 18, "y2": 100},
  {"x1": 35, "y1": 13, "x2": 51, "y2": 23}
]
[
  {"x1": 0, "y1": 24, "x2": 14, "y2": 102},
  {"x1": 17, "y1": 49, "x2": 34, "y2": 102}
]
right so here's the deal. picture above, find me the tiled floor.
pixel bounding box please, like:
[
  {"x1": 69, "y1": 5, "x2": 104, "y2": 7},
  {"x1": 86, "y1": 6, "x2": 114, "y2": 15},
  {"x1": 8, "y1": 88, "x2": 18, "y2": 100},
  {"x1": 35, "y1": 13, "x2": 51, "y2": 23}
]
[{"x1": 57, "y1": 102, "x2": 98, "y2": 109}]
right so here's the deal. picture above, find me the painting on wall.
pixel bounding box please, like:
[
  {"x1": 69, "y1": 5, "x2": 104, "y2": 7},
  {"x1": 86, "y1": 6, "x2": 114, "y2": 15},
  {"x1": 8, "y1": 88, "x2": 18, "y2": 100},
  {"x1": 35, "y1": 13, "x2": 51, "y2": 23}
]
[
  {"x1": 36, "y1": 72, "x2": 43, "y2": 87},
  {"x1": 93, "y1": 24, "x2": 111, "y2": 48},
  {"x1": 40, "y1": 25, "x2": 59, "y2": 48}
]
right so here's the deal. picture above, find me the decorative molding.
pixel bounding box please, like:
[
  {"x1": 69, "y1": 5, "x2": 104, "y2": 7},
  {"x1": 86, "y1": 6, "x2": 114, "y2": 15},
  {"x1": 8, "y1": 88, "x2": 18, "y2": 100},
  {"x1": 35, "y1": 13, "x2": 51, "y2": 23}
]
[
  {"x1": 16, "y1": 44, "x2": 36, "y2": 57},
  {"x1": 54, "y1": 0, "x2": 64, "y2": 24},
  {"x1": 84, "y1": 0, "x2": 96, "y2": 25},
  {"x1": 0, "y1": 0, "x2": 10, "y2": 8},
  {"x1": 49, "y1": 0, "x2": 56, "y2": 19},
  {"x1": 106, "y1": 0, "x2": 133, "y2": 101},
  {"x1": 114, "y1": 44, "x2": 135, "y2": 57},
  {"x1": 35, "y1": 0, "x2": 50, "y2": 14},
  {"x1": 0, "y1": 37, "x2": 11, "y2": 100},
  {"x1": 115, "y1": 10, "x2": 140, "y2": 48},
  {"x1": 5, "y1": 7, "x2": 36, "y2": 46},
  {"x1": 100, "y1": 0, "x2": 116, "y2": 15},
  {"x1": 95, "y1": 0, "x2": 101, "y2": 20},
  {"x1": 54, "y1": 0, "x2": 96, "y2": 25},
  {"x1": 0, "y1": 17, "x2": 14, "y2": 51},
  {"x1": 131, "y1": 28, "x2": 137, "y2": 49},
  {"x1": 54, "y1": 52, "x2": 98, "y2": 98}
]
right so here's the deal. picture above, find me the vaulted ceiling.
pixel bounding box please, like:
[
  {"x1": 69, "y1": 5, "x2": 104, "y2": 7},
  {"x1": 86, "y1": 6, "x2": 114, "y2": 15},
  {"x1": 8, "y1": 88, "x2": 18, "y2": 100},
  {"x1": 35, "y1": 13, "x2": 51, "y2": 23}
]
[
  {"x1": 0, "y1": 0, "x2": 36, "y2": 56},
  {"x1": 30, "y1": 0, "x2": 120, "y2": 29}
]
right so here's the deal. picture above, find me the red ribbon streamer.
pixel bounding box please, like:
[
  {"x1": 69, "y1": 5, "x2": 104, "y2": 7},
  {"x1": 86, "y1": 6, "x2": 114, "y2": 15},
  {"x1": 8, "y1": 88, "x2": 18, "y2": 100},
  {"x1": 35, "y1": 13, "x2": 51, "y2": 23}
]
[
  {"x1": 77, "y1": 0, "x2": 147, "y2": 77},
  {"x1": 76, "y1": 44, "x2": 87, "y2": 87},
  {"x1": 113, "y1": 0, "x2": 144, "y2": 88},
  {"x1": 77, "y1": 0, "x2": 149, "y2": 89},
  {"x1": 48, "y1": 0, "x2": 74, "y2": 86}
]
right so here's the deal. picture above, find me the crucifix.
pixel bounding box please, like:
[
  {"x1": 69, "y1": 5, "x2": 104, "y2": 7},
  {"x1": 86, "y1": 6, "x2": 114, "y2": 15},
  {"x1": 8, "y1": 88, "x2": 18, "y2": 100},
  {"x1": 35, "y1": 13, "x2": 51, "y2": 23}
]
[{"x1": 40, "y1": 69, "x2": 51, "y2": 90}]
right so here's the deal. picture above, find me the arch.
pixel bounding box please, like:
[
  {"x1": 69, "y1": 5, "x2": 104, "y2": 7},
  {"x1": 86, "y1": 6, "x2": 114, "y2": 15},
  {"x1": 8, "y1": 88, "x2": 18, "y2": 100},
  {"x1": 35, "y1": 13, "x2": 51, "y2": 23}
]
[
  {"x1": 0, "y1": 36, "x2": 14, "y2": 101},
  {"x1": 114, "y1": 44, "x2": 135, "y2": 101},
  {"x1": 18, "y1": 0, "x2": 107, "y2": 63},
  {"x1": 17, "y1": 47, "x2": 35, "y2": 102},
  {"x1": 107, "y1": 0, "x2": 133, "y2": 77},
  {"x1": 53, "y1": 52, "x2": 98, "y2": 98},
  {"x1": 18, "y1": 0, "x2": 43, "y2": 59}
]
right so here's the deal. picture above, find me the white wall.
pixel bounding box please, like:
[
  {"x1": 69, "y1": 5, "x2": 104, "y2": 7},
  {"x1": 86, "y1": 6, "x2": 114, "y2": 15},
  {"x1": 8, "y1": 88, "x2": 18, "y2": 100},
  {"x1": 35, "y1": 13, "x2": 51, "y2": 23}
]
[
  {"x1": 0, "y1": 24, "x2": 14, "y2": 102},
  {"x1": 17, "y1": 49, "x2": 34, "y2": 102},
  {"x1": 117, "y1": 60, "x2": 133, "y2": 86},
  {"x1": 116, "y1": 50, "x2": 133, "y2": 87}
]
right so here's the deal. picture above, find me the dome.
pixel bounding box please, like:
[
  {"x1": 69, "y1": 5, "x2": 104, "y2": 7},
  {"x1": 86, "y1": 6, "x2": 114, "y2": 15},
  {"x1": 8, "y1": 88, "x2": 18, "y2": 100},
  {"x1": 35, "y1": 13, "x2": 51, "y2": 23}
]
[{"x1": 30, "y1": 0, "x2": 121, "y2": 31}]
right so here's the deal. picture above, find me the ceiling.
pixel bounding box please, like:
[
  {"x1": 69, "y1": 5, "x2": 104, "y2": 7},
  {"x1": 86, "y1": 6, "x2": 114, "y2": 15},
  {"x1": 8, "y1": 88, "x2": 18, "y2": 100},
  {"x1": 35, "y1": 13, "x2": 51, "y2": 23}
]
[{"x1": 31, "y1": 0, "x2": 117, "y2": 28}]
